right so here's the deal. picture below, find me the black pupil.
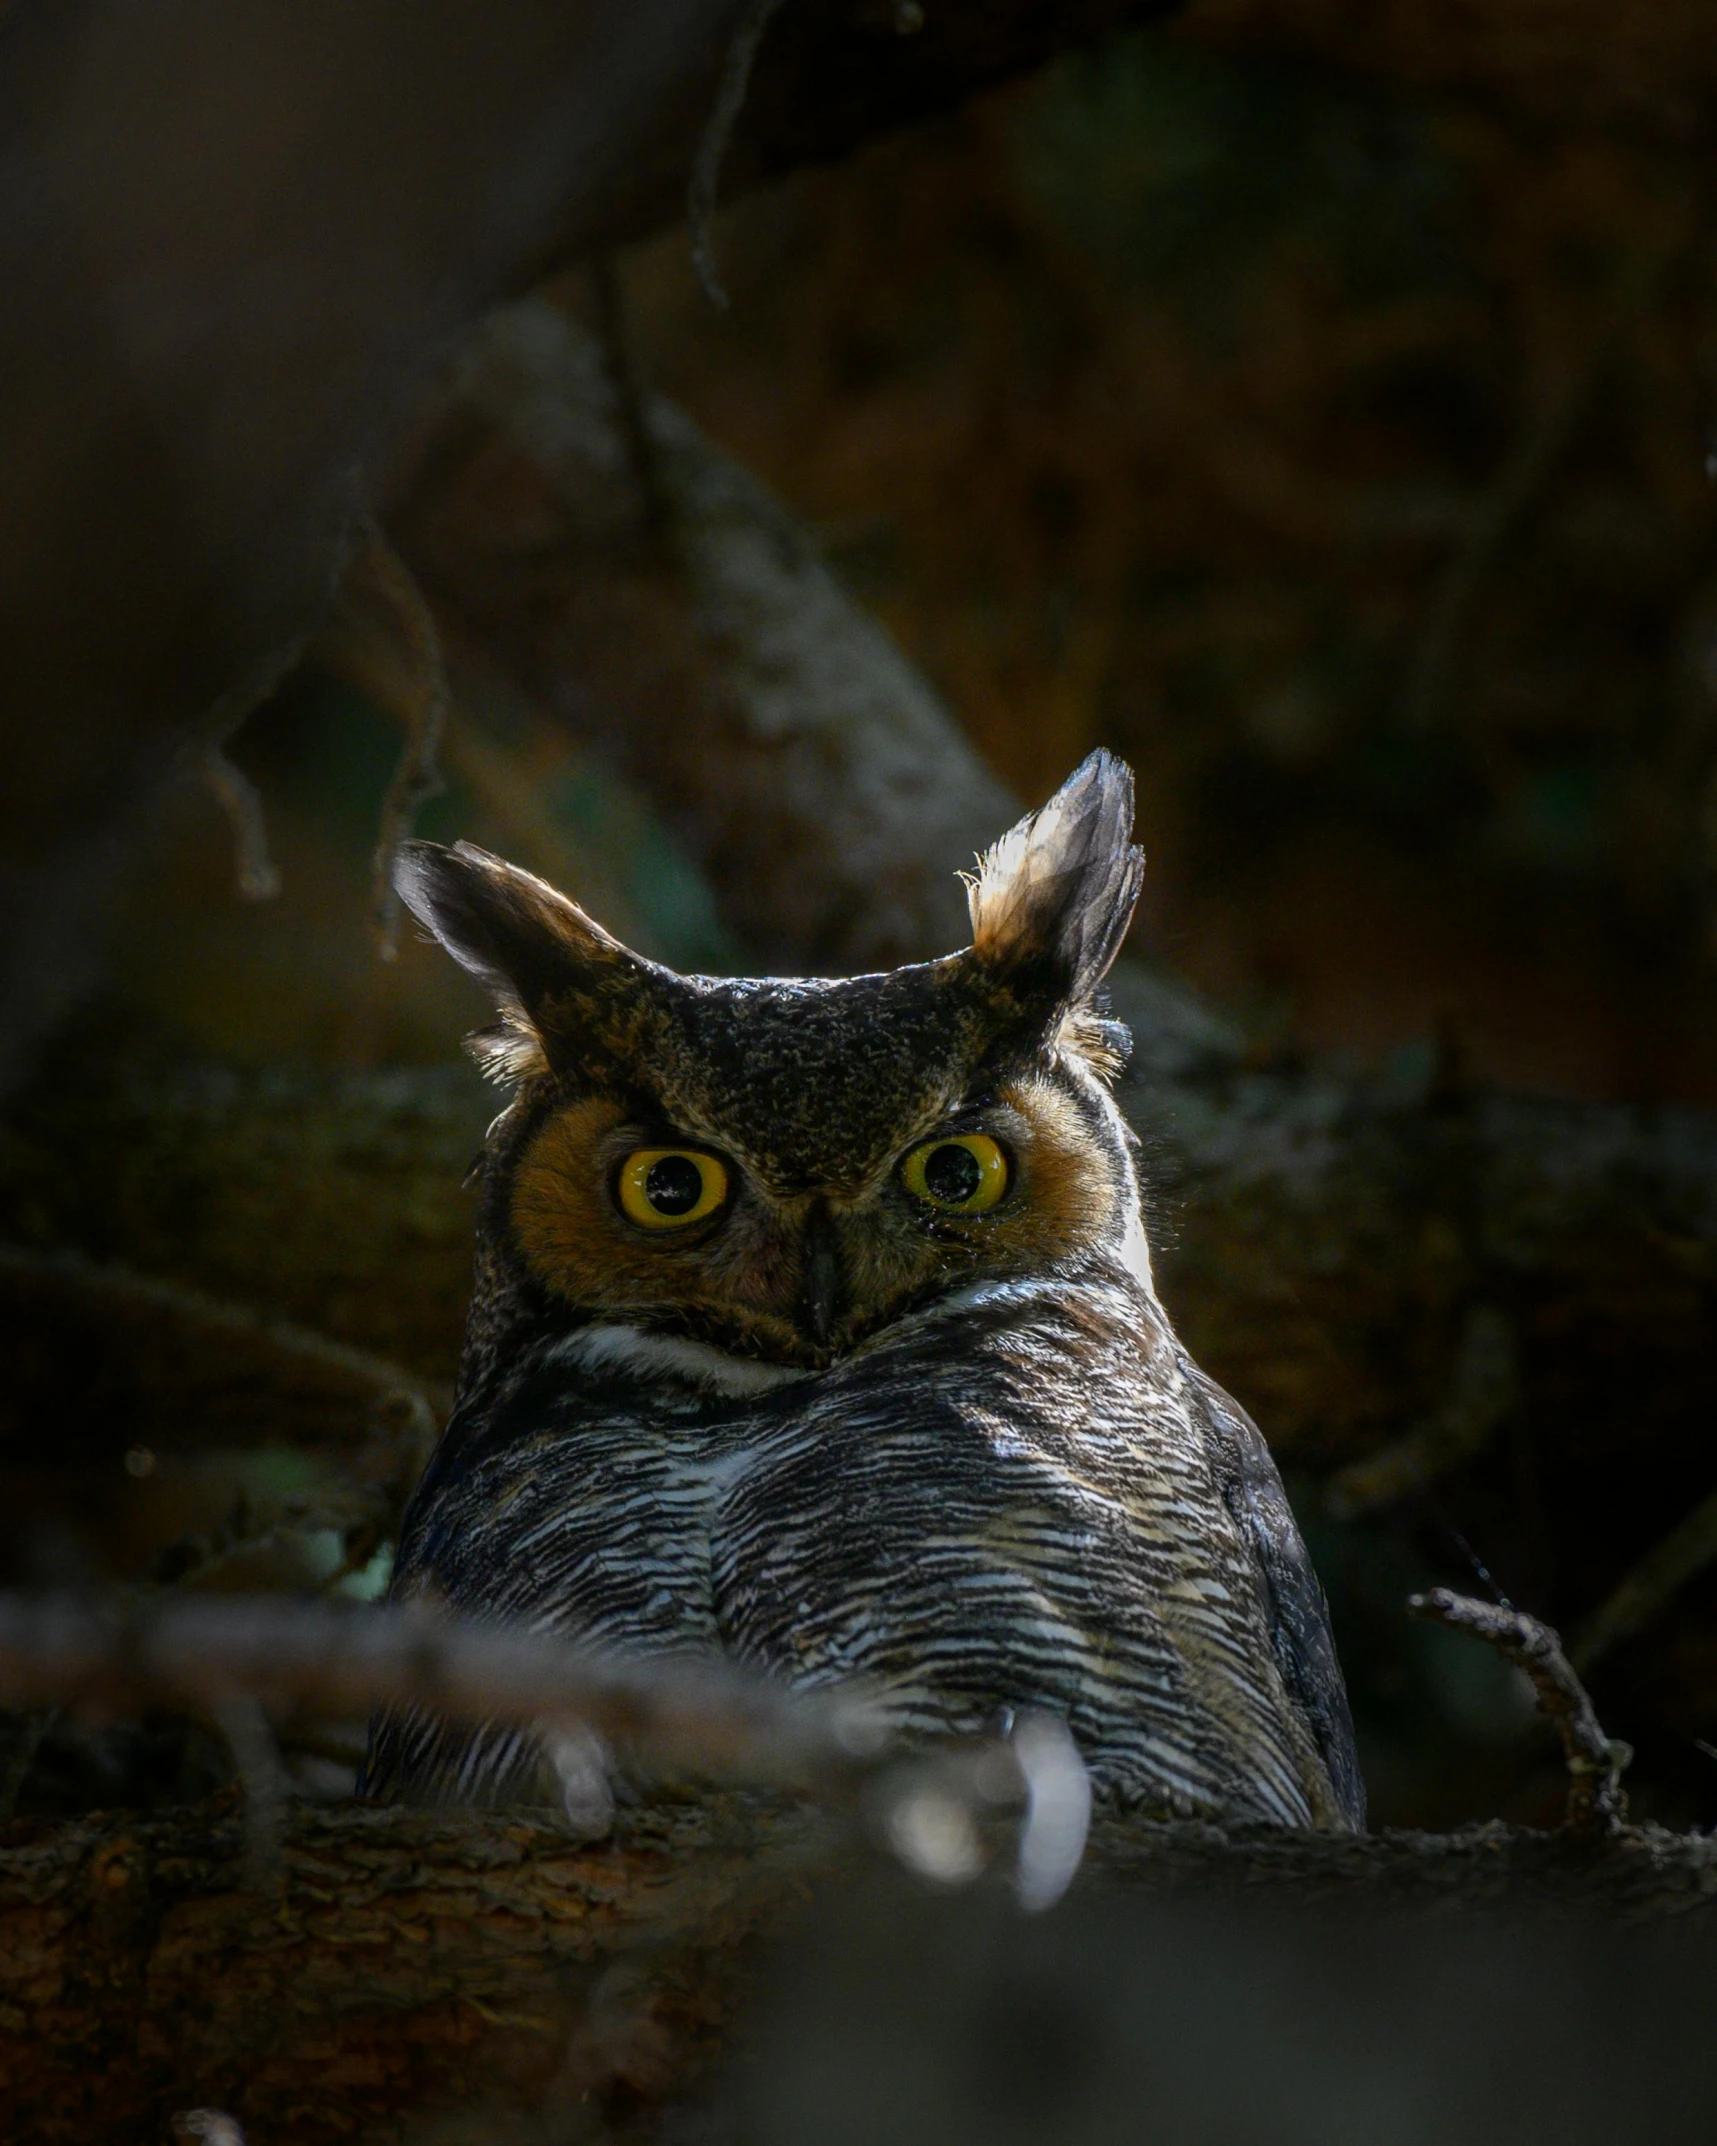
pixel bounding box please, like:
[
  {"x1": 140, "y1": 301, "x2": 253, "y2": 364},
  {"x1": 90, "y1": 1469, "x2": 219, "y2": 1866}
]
[
  {"x1": 924, "y1": 1142, "x2": 983, "y2": 1205},
  {"x1": 645, "y1": 1155, "x2": 705, "y2": 1215}
]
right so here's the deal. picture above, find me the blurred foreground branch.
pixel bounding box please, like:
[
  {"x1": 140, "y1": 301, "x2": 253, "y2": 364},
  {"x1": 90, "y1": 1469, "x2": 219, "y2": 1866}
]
[{"x1": 0, "y1": 1594, "x2": 883, "y2": 1791}]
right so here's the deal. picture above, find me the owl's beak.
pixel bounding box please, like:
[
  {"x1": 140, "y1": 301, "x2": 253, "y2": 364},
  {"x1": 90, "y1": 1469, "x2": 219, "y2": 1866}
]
[{"x1": 798, "y1": 1205, "x2": 846, "y2": 1350}]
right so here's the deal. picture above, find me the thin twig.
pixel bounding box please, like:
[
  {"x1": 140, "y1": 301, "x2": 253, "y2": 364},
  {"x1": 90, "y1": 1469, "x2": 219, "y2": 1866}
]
[
  {"x1": 199, "y1": 743, "x2": 282, "y2": 901},
  {"x1": 0, "y1": 1242, "x2": 443, "y2": 1573},
  {"x1": 339, "y1": 520, "x2": 450, "y2": 960},
  {"x1": 687, "y1": 0, "x2": 789, "y2": 308},
  {"x1": 1570, "y1": 1485, "x2": 1717, "y2": 1674},
  {"x1": 147, "y1": 1511, "x2": 377, "y2": 1600},
  {"x1": 1408, "y1": 1587, "x2": 1630, "y2": 1835},
  {"x1": 181, "y1": 612, "x2": 326, "y2": 907},
  {"x1": 1327, "y1": 1306, "x2": 1518, "y2": 1519},
  {"x1": 211, "y1": 1692, "x2": 289, "y2": 1893},
  {"x1": 1398, "y1": 376, "x2": 1591, "y2": 737}
]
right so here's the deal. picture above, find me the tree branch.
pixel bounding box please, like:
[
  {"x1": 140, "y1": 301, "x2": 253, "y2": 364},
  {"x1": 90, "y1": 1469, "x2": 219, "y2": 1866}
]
[
  {"x1": 1409, "y1": 1588, "x2": 1630, "y2": 1835},
  {"x1": 0, "y1": 1594, "x2": 887, "y2": 1789},
  {"x1": 5, "y1": 1781, "x2": 1715, "y2": 2144}
]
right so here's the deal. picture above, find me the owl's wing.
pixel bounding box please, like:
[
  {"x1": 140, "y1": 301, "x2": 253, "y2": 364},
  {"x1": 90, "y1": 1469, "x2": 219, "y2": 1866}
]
[{"x1": 1184, "y1": 1361, "x2": 1367, "y2": 1828}]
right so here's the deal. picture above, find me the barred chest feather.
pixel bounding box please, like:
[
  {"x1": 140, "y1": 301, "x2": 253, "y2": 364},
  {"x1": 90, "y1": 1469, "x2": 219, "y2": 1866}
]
[{"x1": 366, "y1": 1269, "x2": 1360, "y2": 1830}]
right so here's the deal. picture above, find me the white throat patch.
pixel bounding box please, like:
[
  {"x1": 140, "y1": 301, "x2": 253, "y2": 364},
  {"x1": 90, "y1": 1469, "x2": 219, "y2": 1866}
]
[{"x1": 552, "y1": 1323, "x2": 810, "y2": 1398}]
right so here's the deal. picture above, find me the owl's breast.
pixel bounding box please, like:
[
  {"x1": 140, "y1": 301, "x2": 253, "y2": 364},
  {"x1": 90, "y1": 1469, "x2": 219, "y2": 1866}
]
[
  {"x1": 378, "y1": 1279, "x2": 1344, "y2": 1828},
  {"x1": 712, "y1": 1276, "x2": 1325, "y2": 1825},
  {"x1": 392, "y1": 1367, "x2": 763, "y2": 1659}
]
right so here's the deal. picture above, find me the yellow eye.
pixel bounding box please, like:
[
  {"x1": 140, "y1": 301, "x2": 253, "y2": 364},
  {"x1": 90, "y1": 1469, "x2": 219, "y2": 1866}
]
[
  {"x1": 901, "y1": 1133, "x2": 1009, "y2": 1214},
  {"x1": 616, "y1": 1148, "x2": 729, "y2": 1231}
]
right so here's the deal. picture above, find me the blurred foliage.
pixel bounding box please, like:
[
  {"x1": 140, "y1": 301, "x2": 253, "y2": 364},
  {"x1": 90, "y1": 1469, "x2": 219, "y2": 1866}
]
[
  {"x1": 630, "y1": 30, "x2": 1717, "y2": 1103},
  {"x1": 1018, "y1": 38, "x2": 1464, "y2": 320}
]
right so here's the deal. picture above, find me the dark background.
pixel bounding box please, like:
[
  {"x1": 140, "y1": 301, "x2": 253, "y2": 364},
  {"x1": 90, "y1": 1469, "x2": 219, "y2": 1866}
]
[{"x1": 5, "y1": 7, "x2": 1717, "y2": 1840}]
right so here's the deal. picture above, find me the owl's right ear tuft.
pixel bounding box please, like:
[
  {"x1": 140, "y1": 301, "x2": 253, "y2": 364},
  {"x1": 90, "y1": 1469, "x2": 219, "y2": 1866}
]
[
  {"x1": 966, "y1": 750, "x2": 1144, "y2": 1006},
  {"x1": 393, "y1": 840, "x2": 635, "y2": 1078}
]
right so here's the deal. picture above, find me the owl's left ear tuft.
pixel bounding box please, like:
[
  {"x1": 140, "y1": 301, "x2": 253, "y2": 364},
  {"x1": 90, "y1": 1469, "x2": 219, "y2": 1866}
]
[
  {"x1": 393, "y1": 839, "x2": 640, "y2": 1082},
  {"x1": 966, "y1": 750, "x2": 1144, "y2": 1005}
]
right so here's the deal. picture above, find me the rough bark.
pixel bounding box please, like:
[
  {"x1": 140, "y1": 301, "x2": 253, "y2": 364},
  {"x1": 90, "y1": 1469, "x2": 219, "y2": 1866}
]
[{"x1": 4, "y1": 1791, "x2": 1715, "y2": 2146}]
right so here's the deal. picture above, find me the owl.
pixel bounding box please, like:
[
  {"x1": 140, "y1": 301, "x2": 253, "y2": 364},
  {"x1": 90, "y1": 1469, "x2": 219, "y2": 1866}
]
[{"x1": 362, "y1": 752, "x2": 1364, "y2": 1831}]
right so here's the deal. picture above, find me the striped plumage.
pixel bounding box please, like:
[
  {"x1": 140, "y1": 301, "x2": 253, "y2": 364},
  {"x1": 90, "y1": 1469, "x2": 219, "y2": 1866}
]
[{"x1": 363, "y1": 754, "x2": 1364, "y2": 1830}]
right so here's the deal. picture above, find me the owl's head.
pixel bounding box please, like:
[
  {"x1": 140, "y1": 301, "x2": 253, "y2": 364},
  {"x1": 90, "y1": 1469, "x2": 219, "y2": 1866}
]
[{"x1": 398, "y1": 751, "x2": 1149, "y2": 1370}]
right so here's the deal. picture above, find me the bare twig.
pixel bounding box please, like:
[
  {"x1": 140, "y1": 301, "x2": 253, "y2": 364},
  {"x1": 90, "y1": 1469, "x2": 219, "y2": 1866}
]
[
  {"x1": 1326, "y1": 1306, "x2": 1518, "y2": 1518},
  {"x1": 1571, "y1": 1485, "x2": 1717, "y2": 1673},
  {"x1": 1408, "y1": 1587, "x2": 1630, "y2": 1835},
  {"x1": 211, "y1": 1692, "x2": 289, "y2": 1893},
  {"x1": 0, "y1": 1242, "x2": 442, "y2": 1585},
  {"x1": 198, "y1": 743, "x2": 282, "y2": 902},
  {"x1": 182, "y1": 578, "x2": 352, "y2": 910},
  {"x1": 335, "y1": 521, "x2": 450, "y2": 960},
  {"x1": 687, "y1": 0, "x2": 789, "y2": 308}
]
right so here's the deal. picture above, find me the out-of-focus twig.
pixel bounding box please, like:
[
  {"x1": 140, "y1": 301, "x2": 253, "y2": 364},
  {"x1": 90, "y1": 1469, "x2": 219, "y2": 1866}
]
[
  {"x1": 198, "y1": 743, "x2": 282, "y2": 902},
  {"x1": 1409, "y1": 1587, "x2": 1629, "y2": 1835},
  {"x1": 178, "y1": 625, "x2": 320, "y2": 908},
  {"x1": 172, "y1": 2114, "x2": 247, "y2": 2146},
  {"x1": 0, "y1": 1594, "x2": 884, "y2": 1786},
  {"x1": 332, "y1": 521, "x2": 450, "y2": 960},
  {"x1": 211, "y1": 1693, "x2": 289, "y2": 1893},
  {"x1": 1327, "y1": 1306, "x2": 1518, "y2": 1518},
  {"x1": 1398, "y1": 373, "x2": 1592, "y2": 737},
  {"x1": 687, "y1": 0, "x2": 789, "y2": 307},
  {"x1": 1400, "y1": 246, "x2": 1679, "y2": 737},
  {"x1": 1571, "y1": 1485, "x2": 1717, "y2": 1674},
  {"x1": 0, "y1": 1594, "x2": 1087, "y2": 1903}
]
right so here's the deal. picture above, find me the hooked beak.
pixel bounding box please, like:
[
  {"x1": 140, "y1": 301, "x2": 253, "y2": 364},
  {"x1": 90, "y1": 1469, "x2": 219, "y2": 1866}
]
[{"x1": 798, "y1": 1204, "x2": 845, "y2": 1350}]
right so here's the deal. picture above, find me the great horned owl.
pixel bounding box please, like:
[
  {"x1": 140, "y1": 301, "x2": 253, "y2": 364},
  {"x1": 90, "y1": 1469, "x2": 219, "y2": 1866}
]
[{"x1": 363, "y1": 753, "x2": 1363, "y2": 1830}]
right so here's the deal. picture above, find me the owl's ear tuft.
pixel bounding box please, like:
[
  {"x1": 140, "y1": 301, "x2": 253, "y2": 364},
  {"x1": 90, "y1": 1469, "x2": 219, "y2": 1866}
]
[
  {"x1": 966, "y1": 751, "x2": 1144, "y2": 1005},
  {"x1": 393, "y1": 840, "x2": 636, "y2": 1078}
]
